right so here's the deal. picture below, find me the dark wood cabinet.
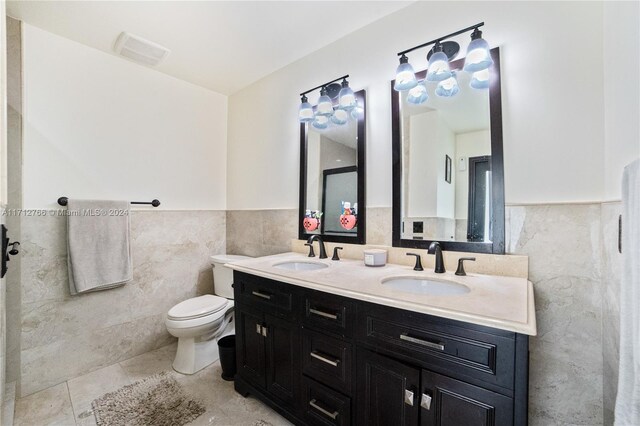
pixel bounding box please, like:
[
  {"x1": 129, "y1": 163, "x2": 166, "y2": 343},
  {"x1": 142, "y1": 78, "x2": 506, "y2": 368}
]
[
  {"x1": 233, "y1": 271, "x2": 529, "y2": 426},
  {"x1": 234, "y1": 302, "x2": 301, "y2": 416},
  {"x1": 356, "y1": 348, "x2": 420, "y2": 426},
  {"x1": 420, "y1": 370, "x2": 513, "y2": 426},
  {"x1": 236, "y1": 306, "x2": 266, "y2": 387},
  {"x1": 265, "y1": 313, "x2": 301, "y2": 407}
]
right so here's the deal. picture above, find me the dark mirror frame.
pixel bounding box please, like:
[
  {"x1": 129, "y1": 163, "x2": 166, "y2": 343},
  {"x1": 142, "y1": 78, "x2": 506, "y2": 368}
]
[
  {"x1": 391, "y1": 48, "x2": 504, "y2": 254},
  {"x1": 299, "y1": 89, "x2": 367, "y2": 244}
]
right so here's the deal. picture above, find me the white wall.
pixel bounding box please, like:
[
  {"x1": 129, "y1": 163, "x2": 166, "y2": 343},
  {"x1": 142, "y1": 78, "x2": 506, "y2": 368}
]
[
  {"x1": 228, "y1": 1, "x2": 606, "y2": 209},
  {"x1": 23, "y1": 24, "x2": 228, "y2": 210},
  {"x1": 407, "y1": 111, "x2": 438, "y2": 217},
  {"x1": 603, "y1": 1, "x2": 640, "y2": 200},
  {"x1": 435, "y1": 118, "x2": 455, "y2": 219}
]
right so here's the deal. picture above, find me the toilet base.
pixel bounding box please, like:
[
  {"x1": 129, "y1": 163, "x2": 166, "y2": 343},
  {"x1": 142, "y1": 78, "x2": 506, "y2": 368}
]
[{"x1": 173, "y1": 336, "x2": 220, "y2": 375}]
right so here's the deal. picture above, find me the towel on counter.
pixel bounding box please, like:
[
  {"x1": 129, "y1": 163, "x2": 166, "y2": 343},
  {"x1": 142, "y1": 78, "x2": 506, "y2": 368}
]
[
  {"x1": 615, "y1": 159, "x2": 640, "y2": 425},
  {"x1": 67, "y1": 199, "x2": 132, "y2": 295}
]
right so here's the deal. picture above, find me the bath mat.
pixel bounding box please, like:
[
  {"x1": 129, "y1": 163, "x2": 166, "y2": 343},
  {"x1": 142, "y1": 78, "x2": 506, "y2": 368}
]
[{"x1": 91, "y1": 371, "x2": 205, "y2": 426}]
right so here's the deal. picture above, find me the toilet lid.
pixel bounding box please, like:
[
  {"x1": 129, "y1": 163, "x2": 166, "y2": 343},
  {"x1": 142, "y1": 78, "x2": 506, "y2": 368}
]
[{"x1": 168, "y1": 295, "x2": 228, "y2": 321}]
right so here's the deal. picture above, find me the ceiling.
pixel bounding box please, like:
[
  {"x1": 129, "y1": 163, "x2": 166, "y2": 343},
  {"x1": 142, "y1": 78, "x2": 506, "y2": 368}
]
[{"x1": 7, "y1": 1, "x2": 412, "y2": 95}]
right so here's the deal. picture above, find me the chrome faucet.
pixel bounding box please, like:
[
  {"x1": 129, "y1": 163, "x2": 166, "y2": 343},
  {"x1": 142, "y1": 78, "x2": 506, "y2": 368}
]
[
  {"x1": 428, "y1": 242, "x2": 445, "y2": 273},
  {"x1": 306, "y1": 235, "x2": 328, "y2": 259}
]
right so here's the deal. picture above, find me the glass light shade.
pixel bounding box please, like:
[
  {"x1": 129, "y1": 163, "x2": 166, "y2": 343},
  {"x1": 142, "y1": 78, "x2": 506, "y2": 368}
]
[
  {"x1": 394, "y1": 62, "x2": 418, "y2": 91},
  {"x1": 435, "y1": 75, "x2": 459, "y2": 98},
  {"x1": 463, "y1": 38, "x2": 493, "y2": 72},
  {"x1": 407, "y1": 81, "x2": 428, "y2": 104},
  {"x1": 338, "y1": 86, "x2": 357, "y2": 111},
  {"x1": 470, "y1": 69, "x2": 490, "y2": 89},
  {"x1": 312, "y1": 114, "x2": 329, "y2": 130},
  {"x1": 298, "y1": 101, "x2": 314, "y2": 123},
  {"x1": 331, "y1": 109, "x2": 349, "y2": 125},
  {"x1": 350, "y1": 104, "x2": 364, "y2": 120},
  {"x1": 426, "y1": 51, "x2": 452, "y2": 82},
  {"x1": 316, "y1": 94, "x2": 334, "y2": 117}
]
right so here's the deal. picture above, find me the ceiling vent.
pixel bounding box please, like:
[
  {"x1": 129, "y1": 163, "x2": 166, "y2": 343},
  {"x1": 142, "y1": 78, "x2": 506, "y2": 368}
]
[{"x1": 114, "y1": 32, "x2": 170, "y2": 66}]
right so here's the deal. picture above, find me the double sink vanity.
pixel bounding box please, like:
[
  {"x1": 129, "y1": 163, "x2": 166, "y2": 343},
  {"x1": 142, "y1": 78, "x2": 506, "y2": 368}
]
[
  {"x1": 226, "y1": 245, "x2": 535, "y2": 426},
  {"x1": 230, "y1": 40, "x2": 536, "y2": 425}
]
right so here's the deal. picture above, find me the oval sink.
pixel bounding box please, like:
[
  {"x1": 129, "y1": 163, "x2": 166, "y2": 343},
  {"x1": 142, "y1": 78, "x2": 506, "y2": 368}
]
[
  {"x1": 273, "y1": 261, "x2": 328, "y2": 271},
  {"x1": 382, "y1": 277, "x2": 470, "y2": 296}
]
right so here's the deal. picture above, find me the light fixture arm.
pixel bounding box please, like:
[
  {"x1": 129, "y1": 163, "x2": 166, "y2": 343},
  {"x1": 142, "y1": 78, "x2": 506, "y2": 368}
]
[
  {"x1": 396, "y1": 22, "x2": 484, "y2": 57},
  {"x1": 300, "y1": 74, "x2": 349, "y2": 97}
]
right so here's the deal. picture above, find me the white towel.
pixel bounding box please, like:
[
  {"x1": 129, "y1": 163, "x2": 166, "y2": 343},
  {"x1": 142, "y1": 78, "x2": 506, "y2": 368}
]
[
  {"x1": 67, "y1": 199, "x2": 132, "y2": 295},
  {"x1": 615, "y1": 159, "x2": 640, "y2": 425}
]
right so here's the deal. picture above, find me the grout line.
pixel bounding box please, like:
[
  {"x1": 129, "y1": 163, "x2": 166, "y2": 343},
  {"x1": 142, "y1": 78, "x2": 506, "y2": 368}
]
[{"x1": 64, "y1": 381, "x2": 79, "y2": 426}]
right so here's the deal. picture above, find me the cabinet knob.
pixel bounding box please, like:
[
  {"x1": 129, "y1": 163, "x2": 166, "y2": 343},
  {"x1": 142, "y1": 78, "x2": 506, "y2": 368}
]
[
  {"x1": 404, "y1": 389, "x2": 415, "y2": 406},
  {"x1": 421, "y1": 393, "x2": 432, "y2": 410}
]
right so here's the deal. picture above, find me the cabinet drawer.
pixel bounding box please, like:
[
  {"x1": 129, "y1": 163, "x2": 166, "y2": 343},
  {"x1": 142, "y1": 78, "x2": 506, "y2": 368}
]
[
  {"x1": 356, "y1": 303, "x2": 516, "y2": 391},
  {"x1": 303, "y1": 290, "x2": 354, "y2": 337},
  {"x1": 302, "y1": 329, "x2": 353, "y2": 395},
  {"x1": 303, "y1": 377, "x2": 351, "y2": 426},
  {"x1": 234, "y1": 272, "x2": 296, "y2": 317}
]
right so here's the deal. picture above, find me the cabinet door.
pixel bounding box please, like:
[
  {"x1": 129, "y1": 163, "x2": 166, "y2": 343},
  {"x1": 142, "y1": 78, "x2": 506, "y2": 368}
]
[
  {"x1": 420, "y1": 370, "x2": 513, "y2": 426},
  {"x1": 236, "y1": 307, "x2": 266, "y2": 387},
  {"x1": 356, "y1": 349, "x2": 420, "y2": 426},
  {"x1": 265, "y1": 313, "x2": 301, "y2": 408}
]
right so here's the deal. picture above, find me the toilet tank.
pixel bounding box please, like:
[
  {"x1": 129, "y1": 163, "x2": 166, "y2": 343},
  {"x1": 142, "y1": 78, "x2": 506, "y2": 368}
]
[{"x1": 210, "y1": 254, "x2": 252, "y2": 299}]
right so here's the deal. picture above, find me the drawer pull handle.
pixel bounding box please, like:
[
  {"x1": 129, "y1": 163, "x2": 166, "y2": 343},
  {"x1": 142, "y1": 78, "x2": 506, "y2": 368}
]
[
  {"x1": 309, "y1": 308, "x2": 338, "y2": 320},
  {"x1": 421, "y1": 393, "x2": 432, "y2": 410},
  {"x1": 309, "y1": 399, "x2": 339, "y2": 420},
  {"x1": 400, "y1": 333, "x2": 445, "y2": 351},
  {"x1": 310, "y1": 351, "x2": 340, "y2": 367},
  {"x1": 252, "y1": 291, "x2": 272, "y2": 300},
  {"x1": 404, "y1": 389, "x2": 414, "y2": 406}
]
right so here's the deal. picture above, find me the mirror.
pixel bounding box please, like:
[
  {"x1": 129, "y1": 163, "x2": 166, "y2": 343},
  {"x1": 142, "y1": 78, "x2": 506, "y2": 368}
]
[
  {"x1": 392, "y1": 48, "x2": 504, "y2": 254},
  {"x1": 299, "y1": 90, "x2": 366, "y2": 244}
]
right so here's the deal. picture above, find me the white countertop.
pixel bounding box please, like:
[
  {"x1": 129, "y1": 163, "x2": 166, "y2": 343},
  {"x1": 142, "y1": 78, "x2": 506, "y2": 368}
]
[{"x1": 226, "y1": 252, "x2": 537, "y2": 336}]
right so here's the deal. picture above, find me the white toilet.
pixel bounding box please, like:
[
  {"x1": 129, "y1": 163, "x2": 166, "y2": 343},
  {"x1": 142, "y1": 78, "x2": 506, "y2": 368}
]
[{"x1": 165, "y1": 254, "x2": 251, "y2": 375}]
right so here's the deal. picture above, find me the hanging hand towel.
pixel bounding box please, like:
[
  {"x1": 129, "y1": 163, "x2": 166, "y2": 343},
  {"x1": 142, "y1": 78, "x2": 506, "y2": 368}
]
[
  {"x1": 67, "y1": 199, "x2": 132, "y2": 295},
  {"x1": 615, "y1": 159, "x2": 640, "y2": 425}
]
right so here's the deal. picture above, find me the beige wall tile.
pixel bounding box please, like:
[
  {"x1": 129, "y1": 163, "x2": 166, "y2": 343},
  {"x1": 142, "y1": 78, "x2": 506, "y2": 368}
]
[{"x1": 18, "y1": 210, "x2": 225, "y2": 397}]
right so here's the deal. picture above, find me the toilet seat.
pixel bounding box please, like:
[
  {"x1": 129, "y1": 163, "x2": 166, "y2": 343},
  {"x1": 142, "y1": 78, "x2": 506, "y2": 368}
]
[
  {"x1": 168, "y1": 295, "x2": 228, "y2": 321},
  {"x1": 166, "y1": 300, "x2": 234, "y2": 330}
]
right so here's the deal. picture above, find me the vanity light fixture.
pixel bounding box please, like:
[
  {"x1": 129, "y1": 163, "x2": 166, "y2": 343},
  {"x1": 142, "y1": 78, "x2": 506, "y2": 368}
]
[
  {"x1": 463, "y1": 28, "x2": 493, "y2": 72},
  {"x1": 316, "y1": 87, "x2": 334, "y2": 117},
  {"x1": 394, "y1": 22, "x2": 491, "y2": 98},
  {"x1": 394, "y1": 55, "x2": 418, "y2": 91},
  {"x1": 426, "y1": 43, "x2": 452, "y2": 82},
  {"x1": 298, "y1": 75, "x2": 361, "y2": 126},
  {"x1": 338, "y1": 78, "x2": 357, "y2": 111},
  {"x1": 298, "y1": 95, "x2": 314, "y2": 123}
]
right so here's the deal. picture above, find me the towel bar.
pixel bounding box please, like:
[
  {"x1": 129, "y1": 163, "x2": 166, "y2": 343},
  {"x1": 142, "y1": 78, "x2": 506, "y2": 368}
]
[{"x1": 57, "y1": 197, "x2": 160, "y2": 207}]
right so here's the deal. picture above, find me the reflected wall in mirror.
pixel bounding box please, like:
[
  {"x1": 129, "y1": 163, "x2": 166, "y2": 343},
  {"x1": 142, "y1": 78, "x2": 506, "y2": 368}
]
[
  {"x1": 392, "y1": 48, "x2": 504, "y2": 253},
  {"x1": 299, "y1": 90, "x2": 366, "y2": 244}
]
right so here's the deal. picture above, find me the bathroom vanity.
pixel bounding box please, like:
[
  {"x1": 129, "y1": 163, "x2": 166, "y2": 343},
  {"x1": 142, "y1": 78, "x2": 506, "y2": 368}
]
[{"x1": 229, "y1": 253, "x2": 535, "y2": 426}]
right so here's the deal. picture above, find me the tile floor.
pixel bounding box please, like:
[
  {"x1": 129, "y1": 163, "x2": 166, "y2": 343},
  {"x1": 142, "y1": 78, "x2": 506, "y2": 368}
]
[{"x1": 12, "y1": 343, "x2": 293, "y2": 426}]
